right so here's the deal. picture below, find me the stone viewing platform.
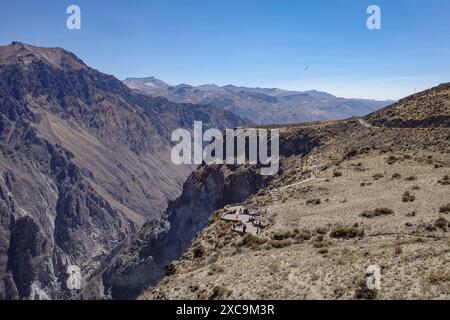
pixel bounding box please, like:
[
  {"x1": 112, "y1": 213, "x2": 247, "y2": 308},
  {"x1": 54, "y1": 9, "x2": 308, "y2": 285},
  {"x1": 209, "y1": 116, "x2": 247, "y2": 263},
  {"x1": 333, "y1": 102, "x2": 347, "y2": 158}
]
[{"x1": 221, "y1": 203, "x2": 268, "y2": 235}]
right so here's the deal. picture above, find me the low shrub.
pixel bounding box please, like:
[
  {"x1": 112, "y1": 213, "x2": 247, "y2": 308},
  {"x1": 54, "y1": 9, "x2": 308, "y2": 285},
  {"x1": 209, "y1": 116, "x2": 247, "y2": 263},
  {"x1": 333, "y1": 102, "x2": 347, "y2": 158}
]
[
  {"x1": 402, "y1": 191, "x2": 416, "y2": 202},
  {"x1": 440, "y1": 203, "x2": 450, "y2": 214},
  {"x1": 330, "y1": 226, "x2": 364, "y2": 239},
  {"x1": 386, "y1": 155, "x2": 400, "y2": 165},
  {"x1": 434, "y1": 217, "x2": 448, "y2": 230},
  {"x1": 306, "y1": 198, "x2": 321, "y2": 205},
  {"x1": 271, "y1": 229, "x2": 295, "y2": 240},
  {"x1": 344, "y1": 148, "x2": 358, "y2": 159},
  {"x1": 333, "y1": 171, "x2": 343, "y2": 177},
  {"x1": 164, "y1": 262, "x2": 178, "y2": 276},
  {"x1": 209, "y1": 286, "x2": 232, "y2": 300},
  {"x1": 391, "y1": 173, "x2": 402, "y2": 179},
  {"x1": 405, "y1": 211, "x2": 416, "y2": 217},
  {"x1": 372, "y1": 173, "x2": 384, "y2": 180},
  {"x1": 438, "y1": 175, "x2": 450, "y2": 185},
  {"x1": 237, "y1": 234, "x2": 268, "y2": 248},
  {"x1": 268, "y1": 239, "x2": 292, "y2": 249},
  {"x1": 295, "y1": 230, "x2": 312, "y2": 241},
  {"x1": 361, "y1": 208, "x2": 394, "y2": 218},
  {"x1": 192, "y1": 245, "x2": 205, "y2": 258}
]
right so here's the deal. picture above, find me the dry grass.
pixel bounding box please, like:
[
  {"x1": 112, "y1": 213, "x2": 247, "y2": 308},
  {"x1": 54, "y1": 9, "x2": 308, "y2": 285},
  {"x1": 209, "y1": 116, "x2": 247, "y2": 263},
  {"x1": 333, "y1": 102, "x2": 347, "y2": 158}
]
[{"x1": 142, "y1": 151, "x2": 450, "y2": 300}]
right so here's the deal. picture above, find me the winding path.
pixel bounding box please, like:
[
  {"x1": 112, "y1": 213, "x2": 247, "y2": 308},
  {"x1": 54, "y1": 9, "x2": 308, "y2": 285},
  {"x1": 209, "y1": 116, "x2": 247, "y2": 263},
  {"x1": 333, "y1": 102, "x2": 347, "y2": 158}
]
[
  {"x1": 358, "y1": 118, "x2": 378, "y2": 129},
  {"x1": 270, "y1": 161, "x2": 325, "y2": 200}
]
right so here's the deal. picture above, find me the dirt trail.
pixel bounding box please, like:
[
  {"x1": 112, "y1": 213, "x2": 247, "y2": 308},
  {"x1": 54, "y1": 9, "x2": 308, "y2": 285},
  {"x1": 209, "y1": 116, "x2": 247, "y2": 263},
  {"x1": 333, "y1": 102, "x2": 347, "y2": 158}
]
[{"x1": 358, "y1": 118, "x2": 378, "y2": 129}]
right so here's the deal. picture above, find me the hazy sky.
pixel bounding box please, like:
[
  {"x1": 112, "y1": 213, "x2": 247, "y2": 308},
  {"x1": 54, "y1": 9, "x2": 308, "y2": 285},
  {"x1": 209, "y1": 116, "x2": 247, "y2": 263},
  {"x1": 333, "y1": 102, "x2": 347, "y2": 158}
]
[{"x1": 1, "y1": 0, "x2": 449, "y2": 100}]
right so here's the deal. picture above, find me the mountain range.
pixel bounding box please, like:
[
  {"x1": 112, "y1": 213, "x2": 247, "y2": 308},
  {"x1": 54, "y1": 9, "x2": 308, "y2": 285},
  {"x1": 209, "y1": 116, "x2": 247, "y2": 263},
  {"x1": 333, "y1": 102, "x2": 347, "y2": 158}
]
[
  {"x1": 0, "y1": 42, "x2": 247, "y2": 299},
  {"x1": 124, "y1": 77, "x2": 393, "y2": 125}
]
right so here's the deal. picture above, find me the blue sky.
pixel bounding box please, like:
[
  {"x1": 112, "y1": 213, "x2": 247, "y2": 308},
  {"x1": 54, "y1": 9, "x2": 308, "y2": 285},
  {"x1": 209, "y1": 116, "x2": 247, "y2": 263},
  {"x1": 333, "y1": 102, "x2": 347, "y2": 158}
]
[{"x1": 1, "y1": 0, "x2": 449, "y2": 100}]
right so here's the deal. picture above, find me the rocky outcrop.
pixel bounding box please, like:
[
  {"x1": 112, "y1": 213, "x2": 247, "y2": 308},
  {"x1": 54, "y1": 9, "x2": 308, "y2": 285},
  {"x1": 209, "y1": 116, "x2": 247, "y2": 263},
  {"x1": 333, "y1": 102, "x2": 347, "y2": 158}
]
[{"x1": 82, "y1": 164, "x2": 272, "y2": 299}]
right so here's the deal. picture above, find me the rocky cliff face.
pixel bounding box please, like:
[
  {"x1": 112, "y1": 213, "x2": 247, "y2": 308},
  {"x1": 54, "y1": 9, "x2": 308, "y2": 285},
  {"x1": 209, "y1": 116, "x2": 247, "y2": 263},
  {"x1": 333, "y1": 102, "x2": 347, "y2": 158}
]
[
  {"x1": 82, "y1": 164, "x2": 272, "y2": 299},
  {"x1": 84, "y1": 125, "x2": 325, "y2": 299},
  {"x1": 0, "y1": 42, "x2": 248, "y2": 300}
]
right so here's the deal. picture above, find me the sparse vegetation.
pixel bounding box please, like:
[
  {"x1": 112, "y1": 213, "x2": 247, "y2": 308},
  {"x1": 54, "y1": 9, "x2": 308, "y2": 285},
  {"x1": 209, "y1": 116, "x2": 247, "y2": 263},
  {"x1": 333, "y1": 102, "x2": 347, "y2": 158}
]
[
  {"x1": 330, "y1": 226, "x2": 364, "y2": 239},
  {"x1": 419, "y1": 222, "x2": 437, "y2": 232},
  {"x1": 391, "y1": 173, "x2": 402, "y2": 179},
  {"x1": 306, "y1": 198, "x2": 321, "y2": 205},
  {"x1": 164, "y1": 262, "x2": 178, "y2": 276},
  {"x1": 372, "y1": 173, "x2": 384, "y2": 180},
  {"x1": 438, "y1": 175, "x2": 450, "y2": 185},
  {"x1": 209, "y1": 286, "x2": 232, "y2": 300},
  {"x1": 267, "y1": 239, "x2": 292, "y2": 249},
  {"x1": 440, "y1": 203, "x2": 450, "y2": 214},
  {"x1": 315, "y1": 227, "x2": 328, "y2": 235},
  {"x1": 192, "y1": 245, "x2": 205, "y2": 258},
  {"x1": 237, "y1": 234, "x2": 268, "y2": 248},
  {"x1": 354, "y1": 279, "x2": 378, "y2": 300},
  {"x1": 405, "y1": 175, "x2": 417, "y2": 181},
  {"x1": 360, "y1": 182, "x2": 372, "y2": 187},
  {"x1": 403, "y1": 154, "x2": 412, "y2": 160},
  {"x1": 386, "y1": 155, "x2": 400, "y2": 165},
  {"x1": 294, "y1": 229, "x2": 312, "y2": 241},
  {"x1": 361, "y1": 208, "x2": 394, "y2": 218},
  {"x1": 428, "y1": 270, "x2": 450, "y2": 284},
  {"x1": 208, "y1": 264, "x2": 225, "y2": 275},
  {"x1": 402, "y1": 191, "x2": 416, "y2": 202},
  {"x1": 344, "y1": 148, "x2": 358, "y2": 159},
  {"x1": 145, "y1": 149, "x2": 450, "y2": 300},
  {"x1": 434, "y1": 217, "x2": 448, "y2": 230},
  {"x1": 271, "y1": 228, "x2": 295, "y2": 240},
  {"x1": 333, "y1": 170, "x2": 343, "y2": 177}
]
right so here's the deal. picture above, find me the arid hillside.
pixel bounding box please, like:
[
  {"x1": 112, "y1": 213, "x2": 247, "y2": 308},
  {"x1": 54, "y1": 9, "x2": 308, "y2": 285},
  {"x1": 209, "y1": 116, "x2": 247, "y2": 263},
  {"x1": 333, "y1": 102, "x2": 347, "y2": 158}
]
[
  {"x1": 140, "y1": 84, "x2": 450, "y2": 300},
  {"x1": 366, "y1": 83, "x2": 450, "y2": 127}
]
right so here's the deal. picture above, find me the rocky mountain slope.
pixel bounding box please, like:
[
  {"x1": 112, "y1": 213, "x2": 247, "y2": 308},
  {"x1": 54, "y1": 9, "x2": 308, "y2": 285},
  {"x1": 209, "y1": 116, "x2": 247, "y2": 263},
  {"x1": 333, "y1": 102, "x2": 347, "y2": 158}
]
[
  {"x1": 366, "y1": 83, "x2": 450, "y2": 128},
  {"x1": 0, "y1": 42, "x2": 248, "y2": 300},
  {"x1": 124, "y1": 77, "x2": 391, "y2": 125},
  {"x1": 118, "y1": 83, "x2": 449, "y2": 300}
]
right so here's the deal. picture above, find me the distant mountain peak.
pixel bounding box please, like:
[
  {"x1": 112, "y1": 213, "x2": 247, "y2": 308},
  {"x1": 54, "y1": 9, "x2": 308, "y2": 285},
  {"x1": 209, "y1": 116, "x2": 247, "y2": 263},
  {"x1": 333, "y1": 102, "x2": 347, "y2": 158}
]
[
  {"x1": 124, "y1": 76, "x2": 170, "y2": 90},
  {"x1": 0, "y1": 42, "x2": 88, "y2": 71},
  {"x1": 304, "y1": 90, "x2": 336, "y2": 99},
  {"x1": 124, "y1": 76, "x2": 392, "y2": 125}
]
